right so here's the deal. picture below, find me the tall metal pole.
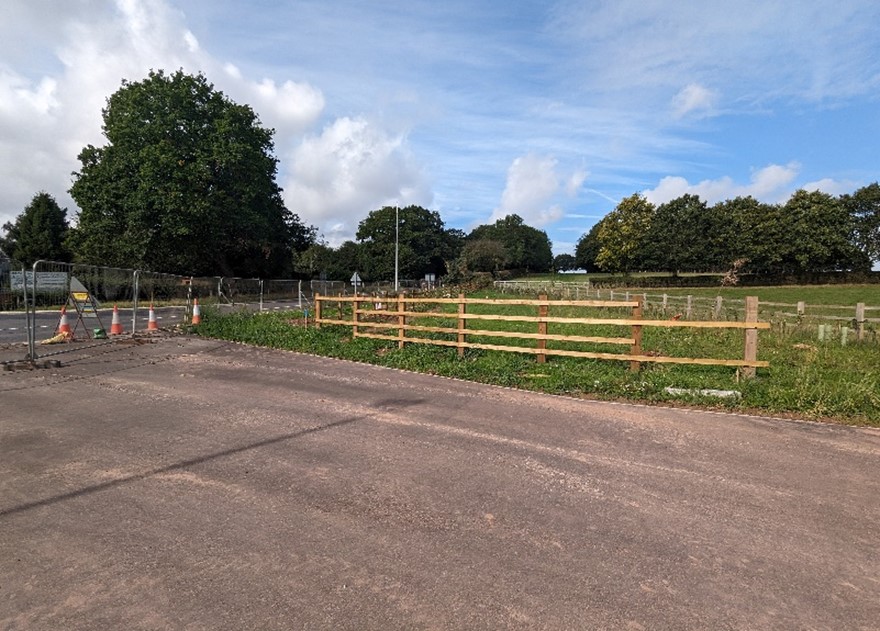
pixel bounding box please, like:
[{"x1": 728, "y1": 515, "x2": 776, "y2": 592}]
[{"x1": 394, "y1": 205, "x2": 399, "y2": 292}]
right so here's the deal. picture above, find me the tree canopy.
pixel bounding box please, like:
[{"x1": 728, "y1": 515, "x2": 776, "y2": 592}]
[
  {"x1": 576, "y1": 187, "x2": 875, "y2": 276},
  {"x1": 68, "y1": 69, "x2": 314, "y2": 277},
  {"x1": 0, "y1": 192, "x2": 70, "y2": 265},
  {"x1": 355, "y1": 205, "x2": 463, "y2": 281},
  {"x1": 842, "y1": 183, "x2": 880, "y2": 265},
  {"x1": 593, "y1": 194, "x2": 654, "y2": 274},
  {"x1": 468, "y1": 214, "x2": 553, "y2": 273}
]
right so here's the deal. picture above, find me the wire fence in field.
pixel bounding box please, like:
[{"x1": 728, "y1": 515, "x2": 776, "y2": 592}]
[{"x1": 493, "y1": 280, "x2": 879, "y2": 344}]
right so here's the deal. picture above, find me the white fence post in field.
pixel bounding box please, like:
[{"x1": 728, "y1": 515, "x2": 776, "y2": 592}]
[
  {"x1": 714, "y1": 296, "x2": 723, "y2": 319},
  {"x1": 686, "y1": 295, "x2": 693, "y2": 319},
  {"x1": 797, "y1": 301, "x2": 805, "y2": 316},
  {"x1": 856, "y1": 303, "x2": 866, "y2": 342}
]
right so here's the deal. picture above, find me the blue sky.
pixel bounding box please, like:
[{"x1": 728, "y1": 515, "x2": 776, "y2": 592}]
[{"x1": 2, "y1": 0, "x2": 879, "y2": 257}]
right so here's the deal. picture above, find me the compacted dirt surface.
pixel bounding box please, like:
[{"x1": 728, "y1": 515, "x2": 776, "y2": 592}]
[{"x1": 2, "y1": 337, "x2": 879, "y2": 630}]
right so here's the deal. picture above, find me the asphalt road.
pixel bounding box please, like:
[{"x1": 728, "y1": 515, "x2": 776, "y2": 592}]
[{"x1": 1, "y1": 338, "x2": 879, "y2": 630}]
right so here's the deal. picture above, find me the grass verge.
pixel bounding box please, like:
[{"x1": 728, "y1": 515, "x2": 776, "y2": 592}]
[{"x1": 195, "y1": 307, "x2": 880, "y2": 427}]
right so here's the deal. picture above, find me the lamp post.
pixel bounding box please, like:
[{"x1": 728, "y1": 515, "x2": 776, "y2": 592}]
[{"x1": 394, "y1": 205, "x2": 399, "y2": 292}]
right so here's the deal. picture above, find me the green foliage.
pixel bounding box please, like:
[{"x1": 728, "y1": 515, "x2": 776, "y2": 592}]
[
  {"x1": 777, "y1": 190, "x2": 868, "y2": 273},
  {"x1": 574, "y1": 222, "x2": 603, "y2": 272},
  {"x1": 576, "y1": 185, "x2": 876, "y2": 277},
  {"x1": 594, "y1": 194, "x2": 654, "y2": 273},
  {"x1": 459, "y1": 238, "x2": 508, "y2": 273},
  {"x1": 552, "y1": 253, "x2": 577, "y2": 272},
  {"x1": 68, "y1": 69, "x2": 315, "y2": 277},
  {"x1": 355, "y1": 205, "x2": 462, "y2": 281},
  {"x1": 1, "y1": 192, "x2": 71, "y2": 265},
  {"x1": 842, "y1": 182, "x2": 880, "y2": 264},
  {"x1": 644, "y1": 194, "x2": 709, "y2": 274},
  {"x1": 468, "y1": 214, "x2": 553, "y2": 273}
]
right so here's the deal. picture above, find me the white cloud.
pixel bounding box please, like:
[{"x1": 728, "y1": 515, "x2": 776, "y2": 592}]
[
  {"x1": 643, "y1": 162, "x2": 801, "y2": 205},
  {"x1": 565, "y1": 168, "x2": 589, "y2": 196},
  {"x1": 490, "y1": 153, "x2": 584, "y2": 227},
  {"x1": 671, "y1": 83, "x2": 718, "y2": 119},
  {"x1": 283, "y1": 117, "x2": 431, "y2": 245},
  {"x1": 550, "y1": 0, "x2": 880, "y2": 106},
  {"x1": 801, "y1": 178, "x2": 857, "y2": 197}
]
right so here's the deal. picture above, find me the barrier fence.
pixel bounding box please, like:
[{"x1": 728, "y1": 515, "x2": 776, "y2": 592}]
[
  {"x1": 315, "y1": 293, "x2": 771, "y2": 378},
  {"x1": 2, "y1": 259, "x2": 313, "y2": 364}
]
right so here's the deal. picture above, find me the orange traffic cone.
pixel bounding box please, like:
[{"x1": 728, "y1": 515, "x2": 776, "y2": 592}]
[
  {"x1": 147, "y1": 304, "x2": 159, "y2": 331},
  {"x1": 191, "y1": 298, "x2": 201, "y2": 325},
  {"x1": 57, "y1": 306, "x2": 72, "y2": 336},
  {"x1": 110, "y1": 304, "x2": 124, "y2": 335}
]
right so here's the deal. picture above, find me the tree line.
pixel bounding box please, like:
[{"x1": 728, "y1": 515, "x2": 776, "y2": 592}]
[
  {"x1": 0, "y1": 70, "x2": 553, "y2": 281},
  {"x1": 3, "y1": 69, "x2": 877, "y2": 281},
  {"x1": 575, "y1": 187, "x2": 880, "y2": 276}
]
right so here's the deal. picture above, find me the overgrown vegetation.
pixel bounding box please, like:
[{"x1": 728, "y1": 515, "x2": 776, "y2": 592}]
[{"x1": 196, "y1": 294, "x2": 880, "y2": 426}]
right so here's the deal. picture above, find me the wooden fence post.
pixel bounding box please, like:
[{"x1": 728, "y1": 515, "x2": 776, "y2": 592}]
[
  {"x1": 686, "y1": 295, "x2": 693, "y2": 319},
  {"x1": 714, "y1": 296, "x2": 723, "y2": 319},
  {"x1": 630, "y1": 296, "x2": 643, "y2": 372},
  {"x1": 352, "y1": 296, "x2": 360, "y2": 338},
  {"x1": 457, "y1": 293, "x2": 466, "y2": 357},
  {"x1": 397, "y1": 293, "x2": 406, "y2": 349},
  {"x1": 742, "y1": 296, "x2": 759, "y2": 379},
  {"x1": 856, "y1": 303, "x2": 865, "y2": 342},
  {"x1": 537, "y1": 293, "x2": 548, "y2": 364},
  {"x1": 314, "y1": 293, "x2": 322, "y2": 329}
]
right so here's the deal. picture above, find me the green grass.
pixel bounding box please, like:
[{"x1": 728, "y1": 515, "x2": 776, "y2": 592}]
[
  {"x1": 196, "y1": 302, "x2": 880, "y2": 427},
  {"x1": 504, "y1": 275, "x2": 880, "y2": 306}
]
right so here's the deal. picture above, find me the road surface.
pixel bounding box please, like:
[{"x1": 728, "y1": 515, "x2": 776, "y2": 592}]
[{"x1": 1, "y1": 338, "x2": 878, "y2": 630}]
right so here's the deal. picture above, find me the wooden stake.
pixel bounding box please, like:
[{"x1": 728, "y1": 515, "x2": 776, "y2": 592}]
[
  {"x1": 398, "y1": 293, "x2": 406, "y2": 349},
  {"x1": 537, "y1": 293, "x2": 548, "y2": 364},
  {"x1": 742, "y1": 296, "x2": 758, "y2": 379},
  {"x1": 630, "y1": 296, "x2": 643, "y2": 372},
  {"x1": 314, "y1": 293, "x2": 322, "y2": 329},
  {"x1": 457, "y1": 293, "x2": 466, "y2": 357},
  {"x1": 856, "y1": 303, "x2": 865, "y2": 342}
]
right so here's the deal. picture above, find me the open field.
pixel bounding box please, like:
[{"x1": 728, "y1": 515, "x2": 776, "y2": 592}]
[{"x1": 503, "y1": 276, "x2": 880, "y2": 305}]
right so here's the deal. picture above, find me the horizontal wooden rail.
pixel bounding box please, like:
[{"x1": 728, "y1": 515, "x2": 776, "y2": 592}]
[
  {"x1": 356, "y1": 308, "x2": 770, "y2": 330},
  {"x1": 348, "y1": 318, "x2": 634, "y2": 345},
  {"x1": 355, "y1": 332, "x2": 768, "y2": 368},
  {"x1": 314, "y1": 293, "x2": 770, "y2": 375}
]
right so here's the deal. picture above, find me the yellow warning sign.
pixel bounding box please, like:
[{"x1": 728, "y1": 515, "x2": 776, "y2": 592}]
[{"x1": 72, "y1": 292, "x2": 89, "y2": 301}]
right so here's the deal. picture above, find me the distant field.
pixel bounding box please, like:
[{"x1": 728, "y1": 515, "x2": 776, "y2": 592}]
[{"x1": 507, "y1": 275, "x2": 880, "y2": 307}]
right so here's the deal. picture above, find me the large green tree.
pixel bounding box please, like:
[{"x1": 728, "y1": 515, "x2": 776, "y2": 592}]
[
  {"x1": 468, "y1": 214, "x2": 553, "y2": 273},
  {"x1": 355, "y1": 205, "x2": 463, "y2": 281},
  {"x1": 841, "y1": 182, "x2": 880, "y2": 265},
  {"x1": 593, "y1": 194, "x2": 654, "y2": 274},
  {"x1": 777, "y1": 190, "x2": 868, "y2": 273},
  {"x1": 458, "y1": 239, "x2": 508, "y2": 273},
  {"x1": 644, "y1": 194, "x2": 709, "y2": 274},
  {"x1": 1, "y1": 192, "x2": 71, "y2": 265},
  {"x1": 574, "y1": 222, "x2": 604, "y2": 273},
  {"x1": 69, "y1": 69, "x2": 314, "y2": 277}
]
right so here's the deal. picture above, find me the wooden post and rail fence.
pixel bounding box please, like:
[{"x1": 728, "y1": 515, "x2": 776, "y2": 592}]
[{"x1": 314, "y1": 293, "x2": 770, "y2": 377}]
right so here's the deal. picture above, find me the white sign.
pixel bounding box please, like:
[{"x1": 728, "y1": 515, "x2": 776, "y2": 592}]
[
  {"x1": 9, "y1": 271, "x2": 68, "y2": 292},
  {"x1": 350, "y1": 272, "x2": 362, "y2": 284}
]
